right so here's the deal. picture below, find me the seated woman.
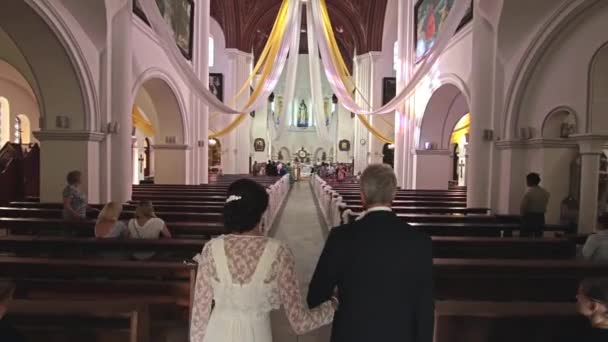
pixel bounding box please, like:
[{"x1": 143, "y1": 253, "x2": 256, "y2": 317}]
[
  {"x1": 577, "y1": 278, "x2": 608, "y2": 341},
  {"x1": 127, "y1": 200, "x2": 171, "y2": 260},
  {"x1": 190, "y1": 179, "x2": 336, "y2": 342},
  {"x1": 62, "y1": 170, "x2": 91, "y2": 220},
  {"x1": 582, "y1": 214, "x2": 608, "y2": 262},
  {"x1": 94, "y1": 202, "x2": 126, "y2": 238}
]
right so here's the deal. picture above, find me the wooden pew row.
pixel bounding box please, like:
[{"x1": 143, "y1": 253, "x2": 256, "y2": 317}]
[
  {"x1": 343, "y1": 200, "x2": 468, "y2": 208},
  {"x1": 435, "y1": 301, "x2": 590, "y2": 342},
  {"x1": 7, "y1": 299, "x2": 149, "y2": 342},
  {"x1": 0, "y1": 236, "x2": 576, "y2": 260},
  {"x1": 1, "y1": 256, "x2": 195, "y2": 309},
  {"x1": 345, "y1": 205, "x2": 490, "y2": 215},
  {"x1": 9, "y1": 202, "x2": 225, "y2": 213},
  {"x1": 433, "y1": 258, "x2": 608, "y2": 301},
  {"x1": 131, "y1": 194, "x2": 227, "y2": 202},
  {"x1": 0, "y1": 207, "x2": 222, "y2": 223},
  {"x1": 339, "y1": 193, "x2": 466, "y2": 200},
  {"x1": 1, "y1": 257, "x2": 602, "y2": 304},
  {"x1": 0, "y1": 217, "x2": 225, "y2": 238}
]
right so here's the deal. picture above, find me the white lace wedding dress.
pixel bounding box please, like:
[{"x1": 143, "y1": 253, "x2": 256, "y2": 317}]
[{"x1": 190, "y1": 235, "x2": 334, "y2": 342}]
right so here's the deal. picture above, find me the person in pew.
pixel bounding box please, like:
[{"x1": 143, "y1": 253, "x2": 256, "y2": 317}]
[
  {"x1": 190, "y1": 179, "x2": 336, "y2": 342},
  {"x1": 520, "y1": 172, "x2": 550, "y2": 237},
  {"x1": 308, "y1": 164, "x2": 434, "y2": 342},
  {"x1": 582, "y1": 214, "x2": 608, "y2": 263},
  {"x1": 577, "y1": 278, "x2": 608, "y2": 341},
  {"x1": 94, "y1": 202, "x2": 127, "y2": 238},
  {"x1": 62, "y1": 170, "x2": 95, "y2": 220},
  {"x1": 0, "y1": 281, "x2": 24, "y2": 342},
  {"x1": 127, "y1": 200, "x2": 172, "y2": 260}
]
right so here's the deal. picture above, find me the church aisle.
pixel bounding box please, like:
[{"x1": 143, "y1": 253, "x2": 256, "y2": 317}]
[{"x1": 270, "y1": 181, "x2": 332, "y2": 342}]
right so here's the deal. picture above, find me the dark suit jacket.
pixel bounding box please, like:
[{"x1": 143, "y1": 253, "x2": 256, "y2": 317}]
[{"x1": 307, "y1": 210, "x2": 434, "y2": 342}]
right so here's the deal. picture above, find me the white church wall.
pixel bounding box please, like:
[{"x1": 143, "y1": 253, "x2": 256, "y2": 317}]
[
  {"x1": 515, "y1": 2, "x2": 608, "y2": 136},
  {"x1": 413, "y1": 150, "x2": 451, "y2": 190}
]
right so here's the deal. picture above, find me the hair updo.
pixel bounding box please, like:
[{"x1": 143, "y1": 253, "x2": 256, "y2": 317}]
[{"x1": 223, "y1": 179, "x2": 269, "y2": 233}]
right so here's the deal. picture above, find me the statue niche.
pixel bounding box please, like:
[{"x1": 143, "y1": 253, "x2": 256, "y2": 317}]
[{"x1": 297, "y1": 100, "x2": 309, "y2": 128}]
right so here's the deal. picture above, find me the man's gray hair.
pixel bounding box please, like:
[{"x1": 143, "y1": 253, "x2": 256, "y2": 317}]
[{"x1": 360, "y1": 164, "x2": 397, "y2": 205}]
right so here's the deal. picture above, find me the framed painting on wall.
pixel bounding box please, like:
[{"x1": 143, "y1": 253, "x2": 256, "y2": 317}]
[
  {"x1": 209, "y1": 73, "x2": 223, "y2": 102},
  {"x1": 133, "y1": 0, "x2": 195, "y2": 60},
  {"x1": 253, "y1": 138, "x2": 265, "y2": 152},
  {"x1": 382, "y1": 77, "x2": 396, "y2": 106},
  {"x1": 415, "y1": 0, "x2": 473, "y2": 62},
  {"x1": 338, "y1": 140, "x2": 351, "y2": 152}
]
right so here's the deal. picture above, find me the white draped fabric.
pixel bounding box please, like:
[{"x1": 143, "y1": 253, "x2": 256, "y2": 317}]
[
  {"x1": 306, "y1": 3, "x2": 334, "y2": 145},
  {"x1": 261, "y1": 175, "x2": 291, "y2": 235},
  {"x1": 268, "y1": 1, "x2": 303, "y2": 141},
  {"x1": 309, "y1": 0, "x2": 471, "y2": 116},
  {"x1": 138, "y1": 0, "x2": 298, "y2": 114}
]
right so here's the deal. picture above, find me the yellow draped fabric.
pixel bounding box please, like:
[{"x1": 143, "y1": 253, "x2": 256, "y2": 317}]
[
  {"x1": 318, "y1": 0, "x2": 395, "y2": 144},
  {"x1": 209, "y1": 0, "x2": 290, "y2": 139},
  {"x1": 450, "y1": 113, "x2": 470, "y2": 144},
  {"x1": 132, "y1": 106, "x2": 155, "y2": 136}
]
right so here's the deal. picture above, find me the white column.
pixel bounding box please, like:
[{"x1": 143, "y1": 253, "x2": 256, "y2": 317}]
[
  {"x1": 222, "y1": 49, "x2": 253, "y2": 174},
  {"x1": 466, "y1": 7, "x2": 495, "y2": 207},
  {"x1": 573, "y1": 134, "x2": 608, "y2": 234},
  {"x1": 107, "y1": 0, "x2": 133, "y2": 202},
  {"x1": 395, "y1": 0, "x2": 415, "y2": 189},
  {"x1": 353, "y1": 53, "x2": 376, "y2": 174},
  {"x1": 192, "y1": 0, "x2": 210, "y2": 184}
]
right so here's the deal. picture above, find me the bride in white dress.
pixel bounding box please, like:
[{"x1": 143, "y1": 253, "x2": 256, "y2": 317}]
[{"x1": 190, "y1": 179, "x2": 336, "y2": 342}]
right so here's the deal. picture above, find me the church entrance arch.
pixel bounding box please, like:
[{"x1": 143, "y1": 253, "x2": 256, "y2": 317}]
[
  {"x1": 416, "y1": 84, "x2": 470, "y2": 189},
  {"x1": 131, "y1": 75, "x2": 186, "y2": 184}
]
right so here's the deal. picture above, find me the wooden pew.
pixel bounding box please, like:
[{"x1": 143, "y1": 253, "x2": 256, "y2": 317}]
[
  {"x1": 431, "y1": 237, "x2": 576, "y2": 259},
  {"x1": 9, "y1": 202, "x2": 225, "y2": 214},
  {"x1": 8, "y1": 299, "x2": 150, "y2": 342},
  {"x1": 0, "y1": 207, "x2": 223, "y2": 223},
  {"x1": 0, "y1": 235, "x2": 575, "y2": 260},
  {"x1": 434, "y1": 258, "x2": 608, "y2": 301},
  {"x1": 0, "y1": 236, "x2": 206, "y2": 259},
  {"x1": 409, "y1": 222, "x2": 517, "y2": 237},
  {"x1": 435, "y1": 301, "x2": 589, "y2": 342},
  {"x1": 0, "y1": 217, "x2": 225, "y2": 238},
  {"x1": 1, "y1": 256, "x2": 195, "y2": 309}
]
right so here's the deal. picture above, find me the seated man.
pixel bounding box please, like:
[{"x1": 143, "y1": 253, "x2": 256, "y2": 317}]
[
  {"x1": 582, "y1": 214, "x2": 608, "y2": 263},
  {"x1": 0, "y1": 281, "x2": 25, "y2": 342},
  {"x1": 520, "y1": 172, "x2": 550, "y2": 237}
]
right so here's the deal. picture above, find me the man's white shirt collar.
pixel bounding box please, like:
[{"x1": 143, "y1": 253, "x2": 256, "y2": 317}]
[{"x1": 356, "y1": 206, "x2": 392, "y2": 221}]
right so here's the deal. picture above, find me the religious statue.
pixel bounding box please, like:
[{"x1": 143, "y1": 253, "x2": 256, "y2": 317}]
[
  {"x1": 297, "y1": 100, "x2": 309, "y2": 128},
  {"x1": 278, "y1": 151, "x2": 284, "y2": 161}
]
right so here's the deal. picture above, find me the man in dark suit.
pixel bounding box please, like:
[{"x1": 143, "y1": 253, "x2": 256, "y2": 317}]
[{"x1": 307, "y1": 164, "x2": 434, "y2": 342}]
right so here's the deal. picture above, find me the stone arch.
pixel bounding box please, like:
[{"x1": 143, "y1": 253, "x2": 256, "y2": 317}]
[
  {"x1": 278, "y1": 147, "x2": 291, "y2": 161},
  {"x1": 131, "y1": 68, "x2": 189, "y2": 145},
  {"x1": 0, "y1": 97, "x2": 9, "y2": 145},
  {"x1": 419, "y1": 83, "x2": 471, "y2": 150},
  {"x1": 314, "y1": 147, "x2": 326, "y2": 162},
  {"x1": 588, "y1": 41, "x2": 608, "y2": 132},
  {"x1": 503, "y1": 0, "x2": 602, "y2": 139},
  {"x1": 0, "y1": 0, "x2": 102, "y2": 130},
  {"x1": 0, "y1": 60, "x2": 41, "y2": 144},
  {"x1": 541, "y1": 106, "x2": 579, "y2": 139}
]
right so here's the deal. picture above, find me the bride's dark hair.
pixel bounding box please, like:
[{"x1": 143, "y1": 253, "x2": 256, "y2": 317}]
[{"x1": 223, "y1": 179, "x2": 269, "y2": 233}]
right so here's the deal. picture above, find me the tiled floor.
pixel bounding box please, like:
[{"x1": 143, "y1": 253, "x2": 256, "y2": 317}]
[{"x1": 270, "y1": 181, "x2": 332, "y2": 342}]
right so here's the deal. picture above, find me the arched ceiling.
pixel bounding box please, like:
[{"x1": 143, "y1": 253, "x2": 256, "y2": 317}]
[{"x1": 210, "y1": 0, "x2": 388, "y2": 70}]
